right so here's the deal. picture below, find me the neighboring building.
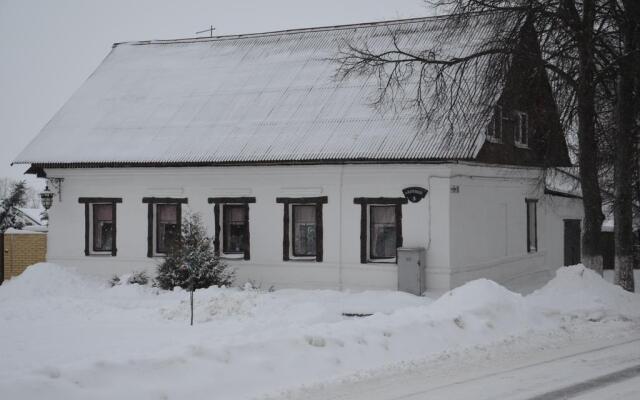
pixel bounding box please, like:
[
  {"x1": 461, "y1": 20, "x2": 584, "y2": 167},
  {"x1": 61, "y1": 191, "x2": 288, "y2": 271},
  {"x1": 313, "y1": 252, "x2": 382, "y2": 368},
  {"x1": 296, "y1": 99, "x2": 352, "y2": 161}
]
[
  {"x1": 600, "y1": 216, "x2": 640, "y2": 270},
  {"x1": 1, "y1": 228, "x2": 47, "y2": 283},
  {"x1": 12, "y1": 13, "x2": 583, "y2": 292},
  {"x1": 15, "y1": 208, "x2": 47, "y2": 229}
]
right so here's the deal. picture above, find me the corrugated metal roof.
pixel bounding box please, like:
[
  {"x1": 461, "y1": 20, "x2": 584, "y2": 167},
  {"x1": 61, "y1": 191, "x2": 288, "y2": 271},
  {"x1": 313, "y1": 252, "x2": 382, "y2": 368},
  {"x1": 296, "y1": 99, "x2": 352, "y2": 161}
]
[{"x1": 14, "y1": 13, "x2": 512, "y2": 166}]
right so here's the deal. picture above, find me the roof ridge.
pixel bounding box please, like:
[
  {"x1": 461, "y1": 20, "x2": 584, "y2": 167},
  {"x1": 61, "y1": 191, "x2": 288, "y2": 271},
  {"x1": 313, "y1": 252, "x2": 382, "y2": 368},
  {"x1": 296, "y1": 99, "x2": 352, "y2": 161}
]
[{"x1": 113, "y1": 9, "x2": 508, "y2": 48}]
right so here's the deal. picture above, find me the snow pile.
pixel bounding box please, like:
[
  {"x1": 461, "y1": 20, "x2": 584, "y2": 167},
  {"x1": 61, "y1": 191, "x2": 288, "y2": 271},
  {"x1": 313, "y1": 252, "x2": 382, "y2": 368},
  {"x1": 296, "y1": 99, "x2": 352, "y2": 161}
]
[
  {"x1": 529, "y1": 264, "x2": 640, "y2": 320},
  {"x1": 0, "y1": 263, "x2": 100, "y2": 299},
  {"x1": 0, "y1": 263, "x2": 638, "y2": 400}
]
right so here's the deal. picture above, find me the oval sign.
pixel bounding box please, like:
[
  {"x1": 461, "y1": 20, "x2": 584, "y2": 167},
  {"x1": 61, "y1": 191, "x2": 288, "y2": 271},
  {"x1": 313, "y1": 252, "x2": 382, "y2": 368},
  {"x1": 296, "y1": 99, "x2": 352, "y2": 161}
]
[{"x1": 402, "y1": 186, "x2": 428, "y2": 203}]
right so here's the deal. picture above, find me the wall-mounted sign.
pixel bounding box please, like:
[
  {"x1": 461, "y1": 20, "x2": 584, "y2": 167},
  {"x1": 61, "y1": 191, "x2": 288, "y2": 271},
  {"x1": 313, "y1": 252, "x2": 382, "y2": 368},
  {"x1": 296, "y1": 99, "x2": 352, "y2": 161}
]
[{"x1": 402, "y1": 186, "x2": 428, "y2": 203}]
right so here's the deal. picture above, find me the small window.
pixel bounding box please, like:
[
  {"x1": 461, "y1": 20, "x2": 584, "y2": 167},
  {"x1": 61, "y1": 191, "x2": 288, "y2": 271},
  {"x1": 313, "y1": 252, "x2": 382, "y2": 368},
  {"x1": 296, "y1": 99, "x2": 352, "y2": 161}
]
[
  {"x1": 370, "y1": 205, "x2": 397, "y2": 259},
  {"x1": 292, "y1": 205, "x2": 317, "y2": 257},
  {"x1": 223, "y1": 205, "x2": 247, "y2": 254},
  {"x1": 526, "y1": 199, "x2": 538, "y2": 253},
  {"x1": 354, "y1": 197, "x2": 405, "y2": 263},
  {"x1": 143, "y1": 197, "x2": 187, "y2": 257},
  {"x1": 276, "y1": 196, "x2": 326, "y2": 262},
  {"x1": 209, "y1": 197, "x2": 255, "y2": 260},
  {"x1": 487, "y1": 105, "x2": 503, "y2": 142},
  {"x1": 92, "y1": 204, "x2": 113, "y2": 252},
  {"x1": 514, "y1": 111, "x2": 528, "y2": 147},
  {"x1": 156, "y1": 204, "x2": 178, "y2": 254},
  {"x1": 79, "y1": 197, "x2": 121, "y2": 256}
]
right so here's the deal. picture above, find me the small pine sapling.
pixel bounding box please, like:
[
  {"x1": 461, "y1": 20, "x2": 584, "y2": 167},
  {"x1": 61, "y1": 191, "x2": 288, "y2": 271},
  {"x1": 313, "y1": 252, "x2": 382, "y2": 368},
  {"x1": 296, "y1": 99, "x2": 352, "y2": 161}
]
[{"x1": 155, "y1": 213, "x2": 235, "y2": 325}]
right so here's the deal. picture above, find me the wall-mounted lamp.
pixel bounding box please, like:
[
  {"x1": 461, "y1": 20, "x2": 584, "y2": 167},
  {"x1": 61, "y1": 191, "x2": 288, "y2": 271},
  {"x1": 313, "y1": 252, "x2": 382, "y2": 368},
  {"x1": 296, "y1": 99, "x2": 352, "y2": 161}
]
[
  {"x1": 40, "y1": 186, "x2": 54, "y2": 210},
  {"x1": 40, "y1": 177, "x2": 64, "y2": 210}
]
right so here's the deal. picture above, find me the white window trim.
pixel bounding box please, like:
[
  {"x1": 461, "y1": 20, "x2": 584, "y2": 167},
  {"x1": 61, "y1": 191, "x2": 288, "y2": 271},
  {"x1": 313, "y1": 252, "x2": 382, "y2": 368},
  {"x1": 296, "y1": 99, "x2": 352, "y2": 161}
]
[
  {"x1": 514, "y1": 111, "x2": 529, "y2": 148},
  {"x1": 486, "y1": 105, "x2": 503, "y2": 143}
]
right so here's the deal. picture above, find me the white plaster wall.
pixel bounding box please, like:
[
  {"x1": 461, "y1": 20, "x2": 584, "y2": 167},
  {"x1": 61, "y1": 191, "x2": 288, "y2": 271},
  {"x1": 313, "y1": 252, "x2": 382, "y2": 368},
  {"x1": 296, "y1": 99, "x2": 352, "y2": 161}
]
[
  {"x1": 447, "y1": 164, "x2": 552, "y2": 292},
  {"x1": 43, "y1": 163, "x2": 582, "y2": 292},
  {"x1": 44, "y1": 164, "x2": 451, "y2": 291}
]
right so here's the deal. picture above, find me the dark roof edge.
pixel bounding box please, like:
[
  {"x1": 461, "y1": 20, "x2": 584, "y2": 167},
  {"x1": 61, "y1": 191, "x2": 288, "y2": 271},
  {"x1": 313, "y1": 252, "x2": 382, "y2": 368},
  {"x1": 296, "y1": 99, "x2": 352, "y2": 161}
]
[
  {"x1": 113, "y1": 9, "x2": 515, "y2": 48},
  {"x1": 24, "y1": 158, "x2": 474, "y2": 173},
  {"x1": 544, "y1": 188, "x2": 583, "y2": 199}
]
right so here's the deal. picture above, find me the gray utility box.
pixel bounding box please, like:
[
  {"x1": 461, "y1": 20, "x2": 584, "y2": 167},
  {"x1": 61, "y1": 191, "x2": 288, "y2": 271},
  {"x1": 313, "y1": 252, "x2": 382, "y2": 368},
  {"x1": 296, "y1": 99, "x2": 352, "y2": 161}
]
[{"x1": 397, "y1": 247, "x2": 426, "y2": 295}]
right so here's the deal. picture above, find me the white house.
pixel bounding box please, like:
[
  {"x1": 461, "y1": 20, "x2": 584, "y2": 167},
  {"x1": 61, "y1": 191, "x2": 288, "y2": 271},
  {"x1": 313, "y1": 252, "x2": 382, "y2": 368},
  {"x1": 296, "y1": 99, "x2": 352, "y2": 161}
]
[{"x1": 13, "y1": 13, "x2": 583, "y2": 292}]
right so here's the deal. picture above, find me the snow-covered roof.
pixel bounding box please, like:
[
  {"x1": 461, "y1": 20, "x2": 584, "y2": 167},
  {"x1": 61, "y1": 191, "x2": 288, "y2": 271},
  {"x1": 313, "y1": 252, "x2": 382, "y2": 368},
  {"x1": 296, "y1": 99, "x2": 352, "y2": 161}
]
[
  {"x1": 4, "y1": 227, "x2": 47, "y2": 235},
  {"x1": 14, "y1": 13, "x2": 511, "y2": 166},
  {"x1": 544, "y1": 168, "x2": 582, "y2": 198},
  {"x1": 16, "y1": 208, "x2": 46, "y2": 226}
]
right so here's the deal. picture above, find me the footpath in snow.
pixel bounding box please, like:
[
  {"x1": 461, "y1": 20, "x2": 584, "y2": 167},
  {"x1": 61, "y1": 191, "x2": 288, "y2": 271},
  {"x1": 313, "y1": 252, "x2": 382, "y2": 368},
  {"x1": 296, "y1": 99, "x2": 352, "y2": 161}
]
[{"x1": 0, "y1": 263, "x2": 639, "y2": 400}]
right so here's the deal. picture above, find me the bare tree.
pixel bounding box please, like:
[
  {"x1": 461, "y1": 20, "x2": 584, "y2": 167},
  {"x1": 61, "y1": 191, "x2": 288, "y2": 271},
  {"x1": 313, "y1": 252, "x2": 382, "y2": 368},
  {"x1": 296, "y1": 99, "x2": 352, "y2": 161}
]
[
  {"x1": 334, "y1": 1, "x2": 626, "y2": 274},
  {"x1": 612, "y1": 0, "x2": 639, "y2": 291}
]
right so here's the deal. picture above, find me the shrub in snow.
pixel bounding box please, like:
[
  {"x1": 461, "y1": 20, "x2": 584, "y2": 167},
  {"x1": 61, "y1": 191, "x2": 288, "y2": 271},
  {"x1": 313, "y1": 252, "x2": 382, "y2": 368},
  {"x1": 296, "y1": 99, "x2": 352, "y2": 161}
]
[
  {"x1": 127, "y1": 271, "x2": 149, "y2": 286},
  {"x1": 109, "y1": 275, "x2": 121, "y2": 287},
  {"x1": 155, "y1": 213, "x2": 234, "y2": 291},
  {"x1": 241, "y1": 280, "x2": 275, "y2": 292}
]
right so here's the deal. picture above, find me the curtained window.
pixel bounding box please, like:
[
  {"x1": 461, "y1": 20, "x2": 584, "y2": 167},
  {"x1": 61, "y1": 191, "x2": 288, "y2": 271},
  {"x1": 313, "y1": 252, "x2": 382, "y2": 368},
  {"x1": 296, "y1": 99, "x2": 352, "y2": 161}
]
[
  {"x1": 156, "y1": 204, "x2": 178, "y2": 254},
  {"x1": 292, "y1": 205, "x2": 316, "y2": 257},
  {"x1": 223, "y1": 205, "x2": 247, "y2": 254},
  {"x1": 92, "y1": 204, "x2": 113, "y2": 252},
  {"x1": 369, "y1": 205, "x2": 397, "y2": 259}
]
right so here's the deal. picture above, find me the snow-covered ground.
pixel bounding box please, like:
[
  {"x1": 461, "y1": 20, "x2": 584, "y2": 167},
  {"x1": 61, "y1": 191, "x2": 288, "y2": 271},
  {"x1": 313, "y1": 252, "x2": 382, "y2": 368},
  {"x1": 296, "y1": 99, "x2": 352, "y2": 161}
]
[{"x1": 0, "y1": 264, "x2": 639, "y2": 400}]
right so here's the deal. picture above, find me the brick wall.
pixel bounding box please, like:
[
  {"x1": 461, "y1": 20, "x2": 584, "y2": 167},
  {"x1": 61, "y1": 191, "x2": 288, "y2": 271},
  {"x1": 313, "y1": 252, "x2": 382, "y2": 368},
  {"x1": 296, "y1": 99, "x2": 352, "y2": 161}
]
[{"x1": 3, "y1": 232, "x2": 47, "y2": 281}]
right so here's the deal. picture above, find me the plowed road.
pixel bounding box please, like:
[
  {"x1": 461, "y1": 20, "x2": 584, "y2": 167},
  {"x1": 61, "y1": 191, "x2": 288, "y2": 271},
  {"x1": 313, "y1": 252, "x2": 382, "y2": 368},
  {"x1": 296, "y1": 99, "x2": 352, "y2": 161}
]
[{"x1": 284, "y1": 331, "x2": 640, "y2": 400}]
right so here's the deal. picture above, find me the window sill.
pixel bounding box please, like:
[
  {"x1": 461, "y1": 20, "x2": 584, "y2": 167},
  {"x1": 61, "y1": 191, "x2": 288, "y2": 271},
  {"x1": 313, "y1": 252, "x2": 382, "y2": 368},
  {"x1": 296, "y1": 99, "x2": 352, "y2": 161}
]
[
  {"x1": 287, "y1": 257, "x2": 318, "y2": 262},
  {"x1": 86, "y1": 253, "x2": 115, "y2": 257},
  {"x1": 220, "y1": 254, "x2": 246, "y2": 260},
  {"x1": 485, "y1": 137, "x2": 502, "y2": 144},
  {"x1": 515, "y1": 142, "x2": 529, "y2": 149},
  {"x1": 367, "y1": 259, "x2": 397, "y2": 264}
]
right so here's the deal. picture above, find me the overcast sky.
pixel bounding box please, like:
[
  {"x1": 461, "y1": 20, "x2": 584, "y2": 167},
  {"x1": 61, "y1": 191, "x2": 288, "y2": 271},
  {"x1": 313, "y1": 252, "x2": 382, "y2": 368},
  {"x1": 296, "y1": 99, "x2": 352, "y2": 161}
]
[{"x1": 0, "y1": 0, "x2": 431, "y2": 189}]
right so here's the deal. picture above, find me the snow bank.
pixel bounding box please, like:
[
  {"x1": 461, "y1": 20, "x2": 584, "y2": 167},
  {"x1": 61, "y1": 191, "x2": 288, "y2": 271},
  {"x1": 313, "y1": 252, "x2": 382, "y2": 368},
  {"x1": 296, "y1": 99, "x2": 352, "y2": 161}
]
[
  {"x1": 0, "y1": 263, "x2": 102, "y2": 299},
  {"x1": 529, "y1": 264, "x2": 640, "y2": 319},
  {"x1": 0, "y1": 263, "x2": 638, "y2": 400}
]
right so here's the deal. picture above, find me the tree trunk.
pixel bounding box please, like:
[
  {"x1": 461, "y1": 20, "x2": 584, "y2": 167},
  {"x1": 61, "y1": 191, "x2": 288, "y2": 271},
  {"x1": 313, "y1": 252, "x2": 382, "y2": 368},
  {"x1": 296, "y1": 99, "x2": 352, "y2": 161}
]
[
  {"x1": 575, "y1": 0, "x2": 604, "y2": 274},
  {"x1": 615, "y1": 0, "x2": 640, "y2": 292},
  {"x1": 190, "y1": 289, "x2": 194, "y2": 326},
  {"x1": 614, "y1": 75, "x2": 635, "y2": 292}
]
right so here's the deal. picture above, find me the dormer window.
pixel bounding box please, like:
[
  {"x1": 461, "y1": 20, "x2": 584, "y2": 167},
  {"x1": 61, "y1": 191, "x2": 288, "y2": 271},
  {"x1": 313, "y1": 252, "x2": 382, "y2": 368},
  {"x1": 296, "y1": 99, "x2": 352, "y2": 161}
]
[
  {"x1": 514, "y1": 111, "x2": 528, "y2": 147},
  {"x1": 486, "y1": 105, "x2": 503, "y2": 142}
]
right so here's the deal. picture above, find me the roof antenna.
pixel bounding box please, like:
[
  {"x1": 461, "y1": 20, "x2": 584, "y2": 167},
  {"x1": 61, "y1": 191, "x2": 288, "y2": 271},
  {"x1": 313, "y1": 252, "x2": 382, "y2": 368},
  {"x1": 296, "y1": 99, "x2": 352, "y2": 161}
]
[{"x1": 196, "y1": 25, "x2": 216, "y2": 38}]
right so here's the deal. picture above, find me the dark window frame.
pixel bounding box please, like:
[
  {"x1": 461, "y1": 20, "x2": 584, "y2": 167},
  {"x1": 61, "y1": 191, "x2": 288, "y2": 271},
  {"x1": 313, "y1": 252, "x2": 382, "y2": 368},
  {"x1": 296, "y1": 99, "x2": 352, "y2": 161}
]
[
  {"x1": 354, "y1": 197, "x2": 406, "y2": 264},
  {"x1": 142, "y1": 197, "x2": 187, "y2": 257},
  {"x1": 526, "y1": 198, "x2": 538, "y2": 253},
  {"x1": 276, "y1": 196, "x2": 327, "y2": 262},
  {"x1": 208, "y1": 197, "x2": 255, "y2": 260},
  {"x1": 78, "y1": 197, "x2": 122, "y2": 257}
]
